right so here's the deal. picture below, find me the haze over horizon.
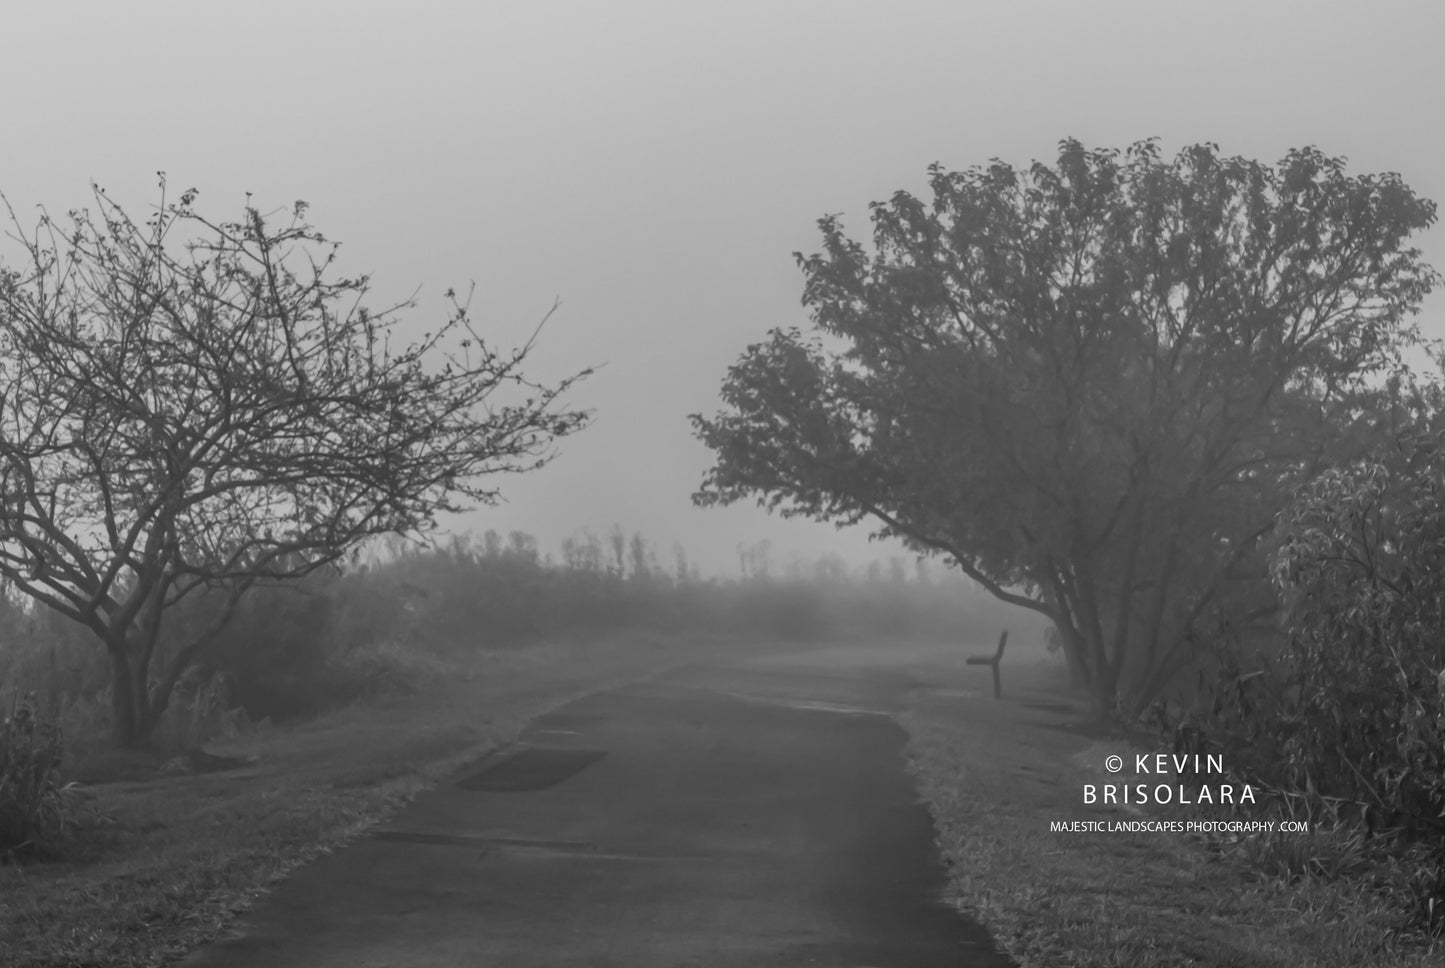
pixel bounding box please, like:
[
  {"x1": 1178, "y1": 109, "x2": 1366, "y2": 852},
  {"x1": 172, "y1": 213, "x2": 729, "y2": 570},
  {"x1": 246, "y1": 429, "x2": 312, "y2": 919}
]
[{"x1": 3, "y1": 0, "x2": 1441, "y2": 578}]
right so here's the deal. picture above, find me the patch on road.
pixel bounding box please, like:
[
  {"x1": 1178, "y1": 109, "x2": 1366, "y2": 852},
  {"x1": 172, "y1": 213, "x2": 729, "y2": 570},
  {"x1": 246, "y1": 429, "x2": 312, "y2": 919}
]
[
  {"x1": 715, "y1": 690, "x2": 890, "y2": 717},
  {"x1": 457, "y1": 747, "x2": 606, "y2": 792},
  {"x1": 370, "y1": 830, "x2": 600, "y2": 854},
  {"x1": 1021, "y1": 701, "x2": 1075, "y2": 715},
  {"x1": 532, "y1": 711, "x2": 604, "y2": 730}
]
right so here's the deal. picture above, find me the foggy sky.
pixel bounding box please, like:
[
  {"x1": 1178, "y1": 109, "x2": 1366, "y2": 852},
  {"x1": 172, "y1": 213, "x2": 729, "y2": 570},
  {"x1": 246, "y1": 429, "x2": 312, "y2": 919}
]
[{"x1": 3, "y1": 1, "x2": 1441, "y2": 577}]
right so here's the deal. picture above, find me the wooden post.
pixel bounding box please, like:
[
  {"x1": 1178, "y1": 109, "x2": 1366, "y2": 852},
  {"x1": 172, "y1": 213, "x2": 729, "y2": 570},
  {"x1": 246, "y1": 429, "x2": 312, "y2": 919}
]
[{"x1": 965, "y1": 629, "x2": 1008, "y2": 699}]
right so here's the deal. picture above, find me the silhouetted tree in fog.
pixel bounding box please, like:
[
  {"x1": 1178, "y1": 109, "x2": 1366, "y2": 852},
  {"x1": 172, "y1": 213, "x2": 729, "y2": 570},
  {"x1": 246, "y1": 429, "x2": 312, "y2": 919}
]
[
  {"x1": 0, "y1": 178, "x2": 591, "y2": 745},
  {"x1": 628, "y1": 532, "x2": 651, "y2": 582},
  {"x1": 607, "y1": 525, "x2": 627, "y2": 578},
  {"x1": 693, "y1": 139, "x2": 1438, "y2": 718}
]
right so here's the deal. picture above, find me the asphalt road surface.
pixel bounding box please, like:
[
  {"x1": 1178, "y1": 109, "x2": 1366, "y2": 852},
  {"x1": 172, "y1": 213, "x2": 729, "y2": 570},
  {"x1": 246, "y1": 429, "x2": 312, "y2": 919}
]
[{"x1": 180, "y1": 652, "x2": 1015, "y2": 967}]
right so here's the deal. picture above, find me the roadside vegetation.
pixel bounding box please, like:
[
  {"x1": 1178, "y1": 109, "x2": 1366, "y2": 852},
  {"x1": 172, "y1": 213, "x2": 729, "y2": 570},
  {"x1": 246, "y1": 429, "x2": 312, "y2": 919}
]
[
  {"x1": 903, "y1": 657, "x2": 1443, "y2": 968},
  {"x1": 897, "y1": 378, "x2": 1445, "y2": 965}
]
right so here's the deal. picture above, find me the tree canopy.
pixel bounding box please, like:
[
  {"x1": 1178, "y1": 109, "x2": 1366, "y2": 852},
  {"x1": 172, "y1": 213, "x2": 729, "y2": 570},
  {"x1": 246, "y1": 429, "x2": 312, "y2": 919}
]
[
  {"x1": 0, "y1": 178, "x2": 591, "y2": 744},
  {"x1": 692, "y1": 139, "x2": 1439, "y2": 716}
]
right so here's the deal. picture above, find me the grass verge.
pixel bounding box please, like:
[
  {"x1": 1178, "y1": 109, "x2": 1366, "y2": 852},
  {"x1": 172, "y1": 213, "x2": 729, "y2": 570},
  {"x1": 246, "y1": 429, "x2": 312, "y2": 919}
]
[
  {"x1": 0, "y1": 631, "x2": 736, "y2": 968},
  {"x1": 901, "y1": 657, "x2": 1443, "y2": 968}
]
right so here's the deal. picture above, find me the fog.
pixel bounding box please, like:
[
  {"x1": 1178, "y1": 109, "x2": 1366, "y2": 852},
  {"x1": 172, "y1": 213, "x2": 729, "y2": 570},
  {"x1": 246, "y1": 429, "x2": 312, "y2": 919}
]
[{"x1": 2, "y1": 0, "x2": 1440, "y2": 576}]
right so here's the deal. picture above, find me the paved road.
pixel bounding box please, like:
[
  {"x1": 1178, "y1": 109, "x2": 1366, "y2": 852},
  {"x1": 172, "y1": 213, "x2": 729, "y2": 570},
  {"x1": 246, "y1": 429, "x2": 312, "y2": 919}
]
[{"x1": 181, "y1": 655, "x2": 1014, "y2": 967}]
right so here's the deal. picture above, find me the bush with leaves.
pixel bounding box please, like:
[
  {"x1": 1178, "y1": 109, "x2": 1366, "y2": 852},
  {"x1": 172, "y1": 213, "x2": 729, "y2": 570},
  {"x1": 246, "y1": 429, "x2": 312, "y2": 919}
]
[
  {"x1": 1275, "y1": 465, "x2": 1444, "y2": 805},
  {"x1": 1147, "y1": 377, "x2": 1445, "y2": 933},
  {"x1": 0, "y1": 696, "x2": 69, "y2": 856},
  {"x1": 1139, "y1": 454, "x2": 1443, "y2": 928},
  {"x1": 1266, "y1": 455, "x2": 1445, "y2": 926}
]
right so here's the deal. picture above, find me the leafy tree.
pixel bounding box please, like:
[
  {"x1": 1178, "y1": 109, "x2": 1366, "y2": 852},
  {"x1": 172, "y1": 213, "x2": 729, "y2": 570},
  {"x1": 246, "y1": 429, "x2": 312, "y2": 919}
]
[
  {"x1": 0, "y1": 179, "x2": 590, "y2": 746},
  {"x1": 693, "y1": 139, "x2": 1438, "y2": 717}
]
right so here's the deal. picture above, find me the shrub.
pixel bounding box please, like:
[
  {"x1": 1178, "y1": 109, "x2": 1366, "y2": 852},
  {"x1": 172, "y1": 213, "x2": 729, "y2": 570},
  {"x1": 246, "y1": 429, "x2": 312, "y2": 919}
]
[
  {"x1": 168, "y1": 579, "x2": 343, "y2": 724},
  {"x1": 1160, "y1": 454, "x2": 1445, "y2": 936},
  {"x1": 1271, "y1": 462, "x2": 1445, "y2": 842},
  {"x1": 0, "y1": 695, "x2": 69, "y2": 857}
]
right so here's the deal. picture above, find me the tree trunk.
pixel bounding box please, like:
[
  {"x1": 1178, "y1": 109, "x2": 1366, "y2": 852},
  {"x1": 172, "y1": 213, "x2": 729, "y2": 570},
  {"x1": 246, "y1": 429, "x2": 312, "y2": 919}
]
[
  {"x1": 1082, "y1": 625, "x2": 1120, "y2": 721},
  {"x1": 46, "y1": 643, "x2": 61, "y2": 722},
  {"x1": 1060, "y1": 632, "x2": 1090, "y2": 688},
  {"x1": 104, "y1": 580, "x2": 243, "y2": 748},
  {"x1": 108, "y1": 642, "x2": 164, "y2": 748},
  {"x1": 1090, "y1": 666, "x2": 1119, "y2": 721},
  {"x1": 109, "y1": 648, "x2": 146, "y2": 748}
]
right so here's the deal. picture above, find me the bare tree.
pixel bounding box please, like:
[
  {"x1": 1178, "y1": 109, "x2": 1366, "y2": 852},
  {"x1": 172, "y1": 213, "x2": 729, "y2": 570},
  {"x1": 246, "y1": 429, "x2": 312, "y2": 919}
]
[{"x1": 0, "y1": 177, "x2": 591, "y2": 746}]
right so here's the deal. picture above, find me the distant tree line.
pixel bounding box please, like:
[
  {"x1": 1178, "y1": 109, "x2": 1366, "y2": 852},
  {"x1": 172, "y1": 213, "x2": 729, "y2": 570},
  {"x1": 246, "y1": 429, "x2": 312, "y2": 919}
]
[{"x1": 0, "y1": 527, "x2": 1017, "y2": 742}]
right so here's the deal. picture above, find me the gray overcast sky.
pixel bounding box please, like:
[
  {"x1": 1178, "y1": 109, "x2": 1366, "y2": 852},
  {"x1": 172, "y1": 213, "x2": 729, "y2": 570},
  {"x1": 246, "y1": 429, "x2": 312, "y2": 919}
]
[{"x1": 3, "y1": 1, "x2": 1442, "y2": 575}]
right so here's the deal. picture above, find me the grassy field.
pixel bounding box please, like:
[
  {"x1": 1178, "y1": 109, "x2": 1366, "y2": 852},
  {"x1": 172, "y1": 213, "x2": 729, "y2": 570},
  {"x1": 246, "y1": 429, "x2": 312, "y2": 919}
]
[
  {"x1": 0, "y1": 632, "x2": 746, "y2": 968},
  {"x1": 901, "y1": 651, "x2": 1443, "y2": 968}
]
